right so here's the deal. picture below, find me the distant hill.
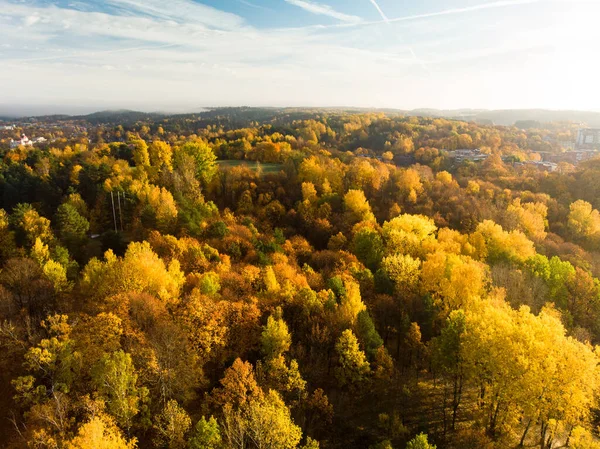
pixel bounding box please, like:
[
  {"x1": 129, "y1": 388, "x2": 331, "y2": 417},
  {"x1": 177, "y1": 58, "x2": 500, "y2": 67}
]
[
  {"x1": 408, "y1": 109, "x2": 600, "y2": 127},
  {"x1": 73, "y1": 110, "x2": 168, "y2": 125},
  {"x1": 194, "y1": 108, "x2": 600, "y2": 128},
  {"x1": 3, "y1": 106, "x2": 600, "y2": 127}
]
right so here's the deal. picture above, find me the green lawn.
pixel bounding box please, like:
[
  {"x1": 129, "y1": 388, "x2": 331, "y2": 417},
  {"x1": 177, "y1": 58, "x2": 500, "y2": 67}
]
[{"x1": 217, "y1": 160, "x2": 284, "y2": 173}]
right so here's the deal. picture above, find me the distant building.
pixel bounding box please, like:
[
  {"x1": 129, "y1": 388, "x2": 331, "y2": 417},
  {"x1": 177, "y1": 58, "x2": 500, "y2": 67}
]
[
  {"x1": 448, "y1": 148, "x2": 488, "y2": 163},
  {"x1": 0, "y1": 125, "x2": 15, "y2": 131},
  {"x1": 33, "y1": 137, "x2": 47, "y2": 144},
  {"x1": 10, "y1": 134, "x2": 33, "y2": 149},
  {"x1": 576, "y1": 129, "x2": 600, "y2": 149},
  {"x1": 524, "y1": 161, "x2": 558, "y2": 173},
  {"x1": 539, "y1": 150, "x2": 599, "y2": 165},
  {"x1": 559, "y1": 140, "x2": 575, "y2": 151}
]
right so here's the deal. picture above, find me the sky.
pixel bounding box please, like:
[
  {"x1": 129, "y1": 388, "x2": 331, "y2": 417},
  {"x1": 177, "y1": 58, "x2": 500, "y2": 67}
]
[{"x1": 1, "y1": 0, "x2": 600, "y2": 114}]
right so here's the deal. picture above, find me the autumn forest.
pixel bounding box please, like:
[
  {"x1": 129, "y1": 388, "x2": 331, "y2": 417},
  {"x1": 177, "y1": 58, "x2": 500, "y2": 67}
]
[{"x1": 1, "y1": 109, "x2": 600, "y2": 449}]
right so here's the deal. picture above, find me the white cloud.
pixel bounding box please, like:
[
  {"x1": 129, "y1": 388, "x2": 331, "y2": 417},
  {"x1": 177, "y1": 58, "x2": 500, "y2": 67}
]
[
  {"x1": 284, "y1": 0, "x2": 361, "y2": 23},
  {"x1": 24, "y1": 15, "x2": 41, "y2": 26},
  {"x1": 1, "y1": 0, "x2": 600, "y2": 111}
]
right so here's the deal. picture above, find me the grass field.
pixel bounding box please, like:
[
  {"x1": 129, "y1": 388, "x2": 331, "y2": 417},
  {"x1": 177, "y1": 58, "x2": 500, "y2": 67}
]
[{"x1": 217, "y1": 160, "x2": 284, "y2": 173}]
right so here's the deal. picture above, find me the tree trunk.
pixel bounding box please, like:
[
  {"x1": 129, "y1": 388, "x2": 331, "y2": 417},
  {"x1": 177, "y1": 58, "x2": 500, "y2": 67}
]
[
  {"x1": 540, "y1": 421, "x2": 548, "y2": 449},
  {"x1": 565, "y1": 425, "x2": 573, "y2": 448},
  {"x1": 488, "y1": 400, "x2": 501, "y2": 437},
  {"x1": 442, "y1": 386, "x2": 448, "y2": 439},
  {"x1": 451, "y1": 374, "x2": 463, "y2": 430},
  {"x1": 519, "y1": 419, "x2": 532, "y2": 447}
]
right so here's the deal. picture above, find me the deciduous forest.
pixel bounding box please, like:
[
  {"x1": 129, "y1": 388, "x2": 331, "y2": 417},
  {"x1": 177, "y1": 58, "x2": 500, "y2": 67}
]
[{"x1": 1, "y1": 109, "x2": 600, "y2": 449}]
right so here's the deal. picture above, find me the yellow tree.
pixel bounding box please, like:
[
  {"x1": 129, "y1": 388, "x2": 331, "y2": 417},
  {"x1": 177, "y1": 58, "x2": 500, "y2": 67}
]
[
  {"x1": 462, "y1": 301, "x2": 600, "y2": 444},
  {"x1": 471, "y1": 220, "x2": 535, "y2": 264},
  {"x1": 129, "y1": 181, "x2": 178, "y2": 232},
  {"x1": 336, "y1": 277, "x2": 367, "y2": 327},
  {"x1": 343, "y1": 189, "x2": 376, "y2": 225},
  {"x1": 381, "y1": 253, "x2": 421, "y2": 294},
  {"x1": 81, "y1": 241, "x2": 185, "y2": 304},
  {"x1": 11, "y1": 204, "x2": 54, "y2": 247},
  {"x1": 395, "y1": 168, "x2": 423, "y2": 204},
  {"x1": 420, "y1": 252, "x2": 486, "y2": 311},
  {"x1": 505, "y1": 199, "x2": 548, "y2": 241},
  {"x1": 149, "y1": 140, "x2": 173, "y2": 171},
  {"x1": 65, "y1": 415, "x2": 137, "y2": 449},
  {"x1": 568, "y1": 200, "x2": 600, "y2": 245},
  {"x1": 131, "y1": 139, "x2": 150, "y2": 168},
  {"x1": 153, "y1": 399, "x2": 192, "y2": 449},
  {"x1": 247, "y1": 390, "x2": 303, "y2": 449},
  {"x1": 382, "y1": 214, "x2": 437, "y2": 259},
  {"x1": 261, "y1": 313, "x2": 292, "y2": 360}
]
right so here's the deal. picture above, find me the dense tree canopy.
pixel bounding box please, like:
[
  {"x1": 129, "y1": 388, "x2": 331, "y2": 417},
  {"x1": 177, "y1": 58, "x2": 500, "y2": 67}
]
[{"x1": 0, "y1": 109, "x2": 599, "y2": 449}]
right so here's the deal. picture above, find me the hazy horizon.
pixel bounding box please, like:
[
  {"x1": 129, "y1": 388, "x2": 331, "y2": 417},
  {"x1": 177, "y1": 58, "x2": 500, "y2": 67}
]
[
  {"x1": 2, "y1": 0, "x2": 599, "y2": 112},
  {"x1": 4, "y1": 104, "x2": 600, "y2": 120}
]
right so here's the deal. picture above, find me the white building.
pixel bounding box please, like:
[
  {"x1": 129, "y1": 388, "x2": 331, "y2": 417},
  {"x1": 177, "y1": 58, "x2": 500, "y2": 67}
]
[
  {"x1": 0, "y1": 125, "x2": 15, "y2": 131},
  {"x1": 576, "y1": 129, "x2": 600, "y2": 148},
  {"x1": 10, "y1": 134, "x2": 33, "y2": 149},
  {"x1": 448, "y1": 148, "x2": 489, "y2": 162}
]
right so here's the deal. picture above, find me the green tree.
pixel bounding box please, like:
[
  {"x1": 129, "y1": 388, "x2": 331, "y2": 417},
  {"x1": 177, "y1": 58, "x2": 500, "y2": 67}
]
[
  {"x1": 352, "y1": 225, "x2": 384, "y2": 270},
  {"x1": 176, "y1": 142, "x2": 217, "y2": 185},
  {"x1": 406, "y1": 433, "x2": 436, "y2": 449},
  {"x1": 199, "y1": 271, "x2": 221, "y2": 296},
  {"x1": 355, "y1": 311, "x2": 383, "y2": 361},
  {"x1": 335, "y1": 329, "x2": 371, "y2": 388},
  {"x1": 188, "y1": 416, "x2": 222, "y2": 449},
  {"x1": 432, "y1": 310, "x2": 466, "y2": 432},
  {"x1": 55, "y1": 203, "x2": 90, "y2": 254},
  {"x1": 92, "y1": 350, "x2": 146, "y2": 432},
  {"x1": 11, "y1": 203, "x2": 54, "y2": 247},
  {"x1": 261, "y1": 313, "x2": 292, "y2": 359}
]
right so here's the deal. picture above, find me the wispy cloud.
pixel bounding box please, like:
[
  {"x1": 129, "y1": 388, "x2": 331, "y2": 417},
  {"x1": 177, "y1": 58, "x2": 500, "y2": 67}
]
[
  {"x1": 237, "y1": 0, "x2": 272, "y2": 10},
  {"x1": 284, "y1": 0, "x2": 361, "y2": 23},
  {"x1": 8, "y1": 43, "x2": 181, "y2": 63},
  {"x1": 103, "y1": 0, "x2": 246, "y2": 30}
]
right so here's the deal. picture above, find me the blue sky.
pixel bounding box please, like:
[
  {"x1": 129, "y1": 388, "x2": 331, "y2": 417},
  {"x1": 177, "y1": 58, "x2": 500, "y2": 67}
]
[{"x1": 1, "y1": 0, "x2": 599, "y2": 113}]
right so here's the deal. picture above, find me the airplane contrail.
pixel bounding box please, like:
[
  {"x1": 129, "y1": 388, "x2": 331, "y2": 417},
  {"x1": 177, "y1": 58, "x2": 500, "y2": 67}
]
[
  {"x1": 369, "y1": 0, "x2": 389, "y2": 22},
  {"x1": 368, "y1": 0, "x2": 430, "y2": 74},
  {"x1": 385, "y1": 0, "x2": 544, "y2": 25},
  {"x1": 281, "y1": 0, "x2": 546, "y2": 31}
]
